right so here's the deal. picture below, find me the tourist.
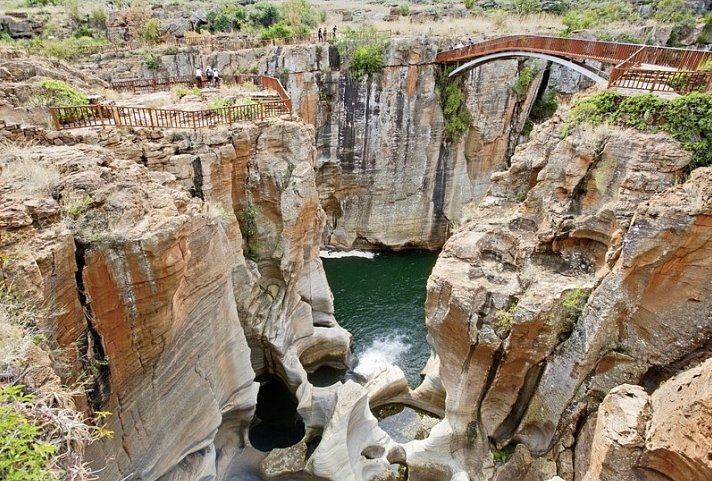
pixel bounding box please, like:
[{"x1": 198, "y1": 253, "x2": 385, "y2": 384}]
[
  {"x1": 468, "y1": 38, "x2": 473, "y2": 47},
  {"x1": 455, "y1": 41, "x2": 465, "y2": 49},
  {"x1": 195, "y1": 67, "x2": 203, "y2": 88},
  {"x1": 206, "y1": 66, "x2": 214, "y2": 88},
  {"x1": 318, "y1": 28, "x2": 323, "y2": 42},
  {"x1": 332, "y1": 25, "x2": 337, "y2": 39},
  {"x1": 213, "y1": 67, "x2": 220, "y2": 88}
]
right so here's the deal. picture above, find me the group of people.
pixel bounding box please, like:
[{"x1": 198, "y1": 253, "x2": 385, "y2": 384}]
[
  {"x1": 317, "y1": 26, "x2": 337, "y2": 42},
  {"x1": 194, "y1": 66, "x2": 221, "y2": 88},
  {"x1": 450, "y1": 38, "x2": 475, "y2": 50}
]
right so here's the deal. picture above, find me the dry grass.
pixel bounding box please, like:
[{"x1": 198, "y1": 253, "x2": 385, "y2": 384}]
[{"x1": 1, "y1": 139, "x2": 60, "y2": 196}]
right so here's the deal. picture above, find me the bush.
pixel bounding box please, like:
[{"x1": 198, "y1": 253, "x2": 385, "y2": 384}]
[
  {"x1": 140, "y1": 18, "x2": 161, "y2": 43},
  {"x1": 350, "y1": 43, "x2": 385, "y2": 78},
  {"x1": 334, "y1": 26, "x2": 389, "y2": 78},
  {"x1": 560, "y1": 1, "x2": 638, "y2": 36},
  {"x1": 280, "y1": 0, "x2": 318, "y2": 28},
  {"x1": 260, "y1": 22, "x2": 294, "y2": 40},
  {"x1": 513, "y1": 0, "x2": 542, "y2": 15},
  {"x1": 206, "y1": 4, "x2": 247, "y2": 33},
  {"x1": 512, "y1": 65, "x2": 538, "y2": 97},
  {"x1": 248, "y1": 2, "x2": 281, "y2": 28},
  {"x1": 144, "y1": 52, "x2": 159, "y2": 69},
  {"x1": 38, "y1": 80, "x2": 88, "y2": 107},
  {"x1": 464, "y1": 0, "x2": 475, "y2": 8},
  {"x1": 26, "y1": 0, "x2": 61, "y2": 5},
  {"x1": 27, "y1": 35, "x2": 105, "y2": 61},
  {"x1": 440, "y1": 75, "x2": 473, "y2": 140},
  {"x1": 399, "y1": 3, "x2": 410, "y2": 16},
  {"x1": 653, "y1": 0, "x2": 695, "y2": 29},
  {"x1": 530, "y1": 89, "x2": 558, "y2": 122},
  {"x1": 90, "y1": 7, "x2": 108, "y2": 31},
  {"x1": 173, "y1": 87, "x2": 189, "y2": 99},
  {"x1": 566, "y1": 91, "x2": 712, "y2": 170},
  {"x1": 72, "y1": 25, "x2": 96, "y2": 39}
]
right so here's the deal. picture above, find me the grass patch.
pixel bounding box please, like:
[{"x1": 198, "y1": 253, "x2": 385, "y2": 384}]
[{"x1": 335, "y1": 26, "x2": 389, "y2": 79}]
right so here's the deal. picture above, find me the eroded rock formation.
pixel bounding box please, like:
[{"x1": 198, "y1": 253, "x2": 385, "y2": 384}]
[{"x1": 412, "y1": 115, "x2": 712, "y2": 480}]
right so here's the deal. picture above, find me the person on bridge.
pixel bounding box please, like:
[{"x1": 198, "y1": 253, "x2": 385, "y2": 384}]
[{"x1": 195, "y1": 67, "x2": 203, "y2": 88}]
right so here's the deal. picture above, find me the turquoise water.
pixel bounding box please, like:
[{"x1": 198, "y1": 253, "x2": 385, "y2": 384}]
[{"x1": 321, "y1": 251, "x2": 439, "y2": 387}]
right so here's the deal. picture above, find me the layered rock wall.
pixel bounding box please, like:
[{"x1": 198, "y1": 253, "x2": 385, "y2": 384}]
[{"x1": 414, "y1": 116, "x2": 712, "y2": 480}]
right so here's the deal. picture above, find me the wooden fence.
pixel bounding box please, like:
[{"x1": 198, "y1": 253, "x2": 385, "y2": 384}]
[
  {"x1": 49, "y1": 100, "x2": 290, "y2": 131},
  {"x1": 108, "y1": 75, "x2": 292, "y2": 111}
]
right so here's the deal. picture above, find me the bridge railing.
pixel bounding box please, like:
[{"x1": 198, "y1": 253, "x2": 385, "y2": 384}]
[
  {"x1": 609, "y1": 68, "x2": 712, "y2": 93},
  {"x1": 436, "y1": 35, "x2": 644, "y2": 65},
  {"x1": 49, "y1": 100, "x2": 290, "y2": 131},
  {"x1": 109, "y1": 74, "x2": 292, "y2": 110}
]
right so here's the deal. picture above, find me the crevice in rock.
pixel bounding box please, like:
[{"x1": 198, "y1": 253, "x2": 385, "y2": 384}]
[
  {"x1": 74, "y1": 240, "x2": 110, "y2": 410},
  {"x1": 139, "y1": 149, "x2": 148, "y2": 167},
  {"x1": 642, "y1": 336, "x2": 712, "y2": 393},
  {"x1": 491, "y1": 361, "x2": 546, "y2": 445},
  {"x1": 190, "y1": 156, "x2": 204, "y2": 199}
]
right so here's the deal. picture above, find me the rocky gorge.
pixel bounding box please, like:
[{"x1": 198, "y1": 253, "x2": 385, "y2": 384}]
[{"x1": 0, "y1": 33, "x2": 711, "y2": 481}]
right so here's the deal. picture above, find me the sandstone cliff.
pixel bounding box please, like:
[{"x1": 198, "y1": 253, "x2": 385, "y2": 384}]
[
  {"x1": 0, "y1": 118, "x2": 359, "y2": 481},
  {"x1": 413, "y1": 115, "x2": 712, "y2": 480},
  {"x1": 85, "y1": 39, "x2": 569, "y2": 251}
]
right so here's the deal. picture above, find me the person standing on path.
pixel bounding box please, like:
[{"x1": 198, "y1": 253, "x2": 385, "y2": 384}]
[
  {"x1": 318, "y1": 28, "x2": 323, "y2": 42},
  {"x1": 195, "y1": 67, "x2": 203, "y2": 88},
  {"x1": 332, "y1": 25, "x2": 337, "y2": 39}
]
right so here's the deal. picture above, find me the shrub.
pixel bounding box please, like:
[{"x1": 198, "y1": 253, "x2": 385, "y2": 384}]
[
  {"x1": 260, "y1": 21, "x2": 294, "y2": 39},
  {"x1": 26, "y1": 0, "x2": 61, "y2": 5},
  {"x1": 140, "y1": 18, "x2": 161, "y2": 43},
  {"x1": 512, "y1": 65, "x2": 538, "y2": 97},
  {"x1": 399, "y1": 3, "x2": 410, "y2": 16},
  {"x1": 566, "y1": 91, "x2": 712, "y2": 170},
  {"x1": 72, "y1": 25, "x2": 96, "y2": 39},
  {"x1": 653, "y1": 0, "x2": 695, "y2": 29},
  {"x1": 319, "y1": 9, "x2": 327, "y2": 23},
  {"x1": 27, "y1": 36, "x2": 105, "y2": 61},
  {"x1": 494, "y1": 302, "x2": 517, "y2": 333},
  {"x1": 248, "y1": 2, "x2": 281, "y2": 28},
  {"x1": 334, "y1": 26, "x2": 389, "y2": 78},
  {"x1": 513, "y1": 0, "x2": 542, "y2": 16},
  {"x1": 144, "y1": 52, "x2": 160, "y2": 70},
  {"x1": 560, "y1": 1, "x2": 638, "y2": 36},
  {"x1": 238, "y1": 203, "x2": 260, "y2": 259},
  {"x1": 206, "y1": 4, "x2": 247, "y2": 32},
  {"x1": 464, "y1": 0, "x2": 475, "y2": 8},
  {"x1": 173, "y1": 87, "x2": 189, "y2": 99},
  {"x1": 442, "y1": 81, "x2": 472, "y2": 139},
  {"x1": 530, "y1": 89, "x2": 558, "y2": 122},
  {"x1": 350, "y1": 43, "x2": 385, "y2": 78},
  {"x1": 38, "y1": 80, "x2": 88, "y2": 107},
  {"x1": 90, "y1": 7, "x2": 108, "y2": 31},
  {"x1": 191, "y1": 86, "x2": 202, "y2": 96},
  {"x1": 493, "y1": 445, "x2": 516, "y2": 463},
  {"x1": 280, "y1": 0, "x2": 318, "y2": 28}
]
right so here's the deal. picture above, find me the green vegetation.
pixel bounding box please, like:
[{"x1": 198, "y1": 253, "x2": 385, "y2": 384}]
[
  {"x1": 512, "y1": 65, "x2": 538, "y2": 97},
  {"x1": 493, "y1": 445, "x2": 516, "y2": 463},
  {"x1": 561, "y1": 288, "x2": 589, "y2": 329},
  {"x1": 238, "y1": 203, "x2": 261, "y2": 260},
  {"x1": 191, "y1": 86, "x2": 201, "y2": 96},
  {"x1": 173, "y1": 86, "x2": 190, "y2": 99},
  {"x1": 206, "y1": 4, "x2": 247, "y2": 33},
  {"x1": 280, "y1": 0, "x2": 318, "y2": 29},
  {"x1": 437, "y1": 67, "x2": 472, "y2": 140},
  {"x1": 260, "y1": 22, "x2": 294, "y2": 40},
  {"x1": 139, "y1": 18, "x2": 161, "y2": 43},
  {"x1": 335, "y1": 26, "x2": 389, "y2": 78},
  {"x1": 26, "y1": 36, "x2": 105, "y2": 62},
  {"x1": 566, "y1": 91, "x2": 712, "y2": 170},
  {"x1": 143, "y1": 52, "x2": 159, "y2": 70},
  {"x1": 463, "y1": 0, "x2": 475, "y2": 9},
  {"x1": 512, "y1": 0, "x2": 542, "y2": 16},
  {"x1": 248, "y1": 2, "x2": 281, "y2": 28},
  {"x1": 37, "y1": 80, "x2": 88, "y2": 108},
  {"x1": 653, "y1": 0, "x2": 695, "y2": 29},
  {"x1": 0, "y1": 385, "x2": 57, "y2": 481},
  {"x1": 494, "y1": 301, "x2": 517, "y2": 333},
  {"x1": 26, "y1": 0, "x2": 61, "y2": 5},
  {"x1": 560, "y1": 1, "x2": 639, "y2": 36},
  {"x1": 530, "y1": 89, "x2": 558, "y2": 123},
  {"x1": 612, "y1": 344, "x2": 632, "y2": 355},
  {"x1": 399, "y1": 3, "x2": 410, "y2": 16}
]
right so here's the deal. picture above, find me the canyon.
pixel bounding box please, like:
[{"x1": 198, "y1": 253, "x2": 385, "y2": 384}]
[{"x1": 1, "y1": 33, "x2": 711, "y2": 481}]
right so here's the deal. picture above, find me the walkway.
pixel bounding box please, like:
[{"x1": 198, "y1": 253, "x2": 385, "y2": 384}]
[
  {"x1": 50, "y1": 75, "x2": 292, "y2": 130},
  {"x1": 436, "y1": 35, "x2": 712, "y2": 94}
]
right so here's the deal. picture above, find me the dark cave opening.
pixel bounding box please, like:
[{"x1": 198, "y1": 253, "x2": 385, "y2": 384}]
[{"x1": 248, "y1": 376, "x2": 305, "y2": 452}]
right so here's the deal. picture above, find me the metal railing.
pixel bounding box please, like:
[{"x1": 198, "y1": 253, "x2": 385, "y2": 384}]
[
  {"x1": 108, "y1": 75, "x2": 292, "y2": 111},
  {"x1": 49, "y1": 100, "x2": 290, "y2": 131},
  {"x1": 435, "y1": 35, "x2": 712, "y2": 93}
]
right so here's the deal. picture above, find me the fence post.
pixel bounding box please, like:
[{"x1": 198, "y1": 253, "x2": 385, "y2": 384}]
[
  {"x1": 97, "y1": 105, "x2": 105, "y2": 129},
  {"x1": 49, "y1": 108, "x2": 60, "y2": 130},
  {"x1": 149, "y1": 109, "x2": 155, "y2": 129}
]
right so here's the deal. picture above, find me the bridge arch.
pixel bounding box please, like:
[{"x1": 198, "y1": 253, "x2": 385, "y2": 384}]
[{"x1": 447, "y1": 51, "x2": 608, "y2": 85}]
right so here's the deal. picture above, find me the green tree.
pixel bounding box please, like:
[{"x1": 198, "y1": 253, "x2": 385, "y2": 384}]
[{"x1": 248, "y1": 2, "x2": 281, "y2": 28}]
